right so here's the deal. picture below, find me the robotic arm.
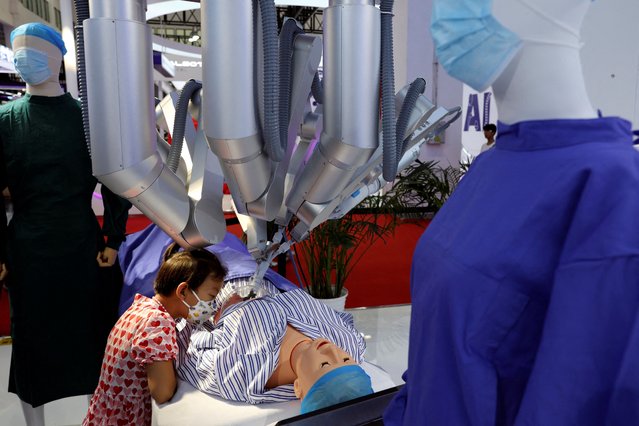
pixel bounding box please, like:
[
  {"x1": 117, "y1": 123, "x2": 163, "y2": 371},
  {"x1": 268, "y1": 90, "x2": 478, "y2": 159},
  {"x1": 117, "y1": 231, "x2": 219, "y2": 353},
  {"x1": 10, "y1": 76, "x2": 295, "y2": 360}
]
[{"x1": 81, "y1": 0, "x2": 460, "y2": 278}]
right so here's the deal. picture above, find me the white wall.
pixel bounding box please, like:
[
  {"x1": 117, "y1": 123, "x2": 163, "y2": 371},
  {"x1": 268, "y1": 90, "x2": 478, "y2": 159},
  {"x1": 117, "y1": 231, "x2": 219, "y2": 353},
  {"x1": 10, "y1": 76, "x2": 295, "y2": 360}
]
[
  {"x1": 394, "y1": 0, "x2": 639, "y2": 168},
  {"x1": 581, "y1": 0, "x2": 639, "y2": 127},
  {"x1": 396, "y1": 0, "x2": 464, "y2": 167}
]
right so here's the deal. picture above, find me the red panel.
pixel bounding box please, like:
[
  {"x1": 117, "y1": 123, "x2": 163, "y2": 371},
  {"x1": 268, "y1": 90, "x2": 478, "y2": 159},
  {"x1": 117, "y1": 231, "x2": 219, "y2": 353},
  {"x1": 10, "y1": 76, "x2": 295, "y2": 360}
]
[{"x1": 283, "y1": 219, "x2": 430, "y2": 308}]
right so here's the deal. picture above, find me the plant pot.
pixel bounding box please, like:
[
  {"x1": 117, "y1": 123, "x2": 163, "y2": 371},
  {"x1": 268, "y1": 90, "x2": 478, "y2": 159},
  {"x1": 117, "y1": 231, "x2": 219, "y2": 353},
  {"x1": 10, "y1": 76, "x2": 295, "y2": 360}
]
[{"x1": 314, "y1": 288, "x2": 348, "y2": 312}]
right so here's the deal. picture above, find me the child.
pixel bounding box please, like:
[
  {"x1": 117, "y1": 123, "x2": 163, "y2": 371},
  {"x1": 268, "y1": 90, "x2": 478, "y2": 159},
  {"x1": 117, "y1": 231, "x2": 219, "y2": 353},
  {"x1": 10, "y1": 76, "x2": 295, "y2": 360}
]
[{"x1": 83, "y1": 243, "x2": 227, "y2": 426}]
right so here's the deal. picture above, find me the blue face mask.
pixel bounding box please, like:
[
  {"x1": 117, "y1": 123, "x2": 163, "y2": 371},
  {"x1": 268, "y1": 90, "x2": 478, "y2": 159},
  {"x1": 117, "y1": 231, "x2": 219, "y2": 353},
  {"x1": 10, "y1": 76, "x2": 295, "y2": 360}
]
[
  {"x1": 431, "y1": 0, "x2": 522, "y2": 92},
  {"x1": 13, "y1": 47, "x2": 52, "y2": 86}
]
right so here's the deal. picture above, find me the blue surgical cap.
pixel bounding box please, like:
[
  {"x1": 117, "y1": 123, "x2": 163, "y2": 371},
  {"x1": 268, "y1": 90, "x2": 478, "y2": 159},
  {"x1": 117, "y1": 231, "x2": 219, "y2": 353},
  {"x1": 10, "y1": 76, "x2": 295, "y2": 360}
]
[
  {"x1": 10, "y1": 23, "x2": 67, "y2": 56},
  {"x1": 300, "y1": 365, "x2": 374, "y2": 414}
]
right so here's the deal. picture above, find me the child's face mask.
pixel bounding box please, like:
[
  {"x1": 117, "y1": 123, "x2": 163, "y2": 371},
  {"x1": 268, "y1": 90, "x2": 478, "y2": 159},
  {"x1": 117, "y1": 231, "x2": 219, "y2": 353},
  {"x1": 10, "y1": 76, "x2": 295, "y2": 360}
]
[
  {"x1": 181, "y1": 289, "x2": 216, "y2": 326},
  {"x1": 13, "y1": 47, "x2": 52, "y2": 86}
]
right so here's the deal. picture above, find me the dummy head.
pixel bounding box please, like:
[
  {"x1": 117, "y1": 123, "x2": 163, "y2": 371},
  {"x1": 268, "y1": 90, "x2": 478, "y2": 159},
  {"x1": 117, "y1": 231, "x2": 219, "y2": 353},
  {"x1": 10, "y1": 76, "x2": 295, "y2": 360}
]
[
  {"x1": 431, "y1": 0, "x2": 597, "y2": 123},
  {"x1": 10, "y1": 23, "x2": 66, "y2": 94},
  {"x1": 291, "y1": 339, "x2": 373, "y2": 413},
  {"x1": 155, "y1": 242, "x2": 227, "y2": 324}
]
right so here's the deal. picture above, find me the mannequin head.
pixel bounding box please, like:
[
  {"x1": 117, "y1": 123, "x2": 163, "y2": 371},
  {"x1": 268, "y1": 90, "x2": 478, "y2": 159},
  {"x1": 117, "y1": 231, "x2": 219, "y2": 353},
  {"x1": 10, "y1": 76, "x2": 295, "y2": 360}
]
[
  {"x1": 10, "y1": 23, "x2": 66, "y2": 96},
  {"x1": 432, "y1": 0, "x2": 597, "y2": 123},
  {"x1": 291, "y1": 339, "x2": 373, "y2": 413}
]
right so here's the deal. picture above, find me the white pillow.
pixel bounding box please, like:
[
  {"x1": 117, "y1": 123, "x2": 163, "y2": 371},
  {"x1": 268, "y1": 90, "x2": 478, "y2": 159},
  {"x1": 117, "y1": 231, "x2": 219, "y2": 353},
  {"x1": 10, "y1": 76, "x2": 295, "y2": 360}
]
[{"x1": 152, "y1": 362, "x2": 396, "y2": 426}]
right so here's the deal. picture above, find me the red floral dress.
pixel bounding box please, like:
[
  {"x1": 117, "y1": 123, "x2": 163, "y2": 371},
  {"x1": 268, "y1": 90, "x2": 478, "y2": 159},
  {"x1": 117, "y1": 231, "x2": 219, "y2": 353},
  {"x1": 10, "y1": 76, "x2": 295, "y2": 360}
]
[{"x1": 83, "y1": 294, "x2": 178, "y2": 426}]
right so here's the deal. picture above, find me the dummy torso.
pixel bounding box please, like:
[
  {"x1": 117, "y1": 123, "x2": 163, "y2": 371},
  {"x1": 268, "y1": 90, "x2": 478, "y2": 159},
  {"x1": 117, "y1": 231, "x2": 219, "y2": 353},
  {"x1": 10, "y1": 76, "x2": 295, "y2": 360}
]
[
  {"x1": 384, "y1": 1, "x2": 639, "y2": 425},
  {"x1": 176, "y1": 285, "x2": 367, "y2": 404}
]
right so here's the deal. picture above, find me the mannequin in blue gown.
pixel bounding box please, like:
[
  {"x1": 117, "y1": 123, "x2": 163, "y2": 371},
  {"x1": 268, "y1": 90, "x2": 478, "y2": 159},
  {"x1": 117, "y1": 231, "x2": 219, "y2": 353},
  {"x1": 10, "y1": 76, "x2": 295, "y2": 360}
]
[{"x1": 384, "y1": 1, "x2": 639, "y2": 424}]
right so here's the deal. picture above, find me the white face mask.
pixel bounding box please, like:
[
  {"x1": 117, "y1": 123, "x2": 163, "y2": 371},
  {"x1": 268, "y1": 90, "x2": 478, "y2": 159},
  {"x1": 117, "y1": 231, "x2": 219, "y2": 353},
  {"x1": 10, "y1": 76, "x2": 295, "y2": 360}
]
[
  {"x1": 181, "y1": 288, "x2": 216, "y2": 326},
  {"x1": 13, "y1": 47, "x2": 52, "y2": 85}
]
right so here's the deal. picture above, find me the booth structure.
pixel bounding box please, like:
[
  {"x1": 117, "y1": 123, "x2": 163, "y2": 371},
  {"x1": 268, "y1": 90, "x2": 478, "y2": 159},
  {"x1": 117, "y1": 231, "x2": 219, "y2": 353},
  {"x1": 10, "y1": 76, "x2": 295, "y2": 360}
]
[{"x1": 0, "y1": 0, "x2": 638, "y2": 425}]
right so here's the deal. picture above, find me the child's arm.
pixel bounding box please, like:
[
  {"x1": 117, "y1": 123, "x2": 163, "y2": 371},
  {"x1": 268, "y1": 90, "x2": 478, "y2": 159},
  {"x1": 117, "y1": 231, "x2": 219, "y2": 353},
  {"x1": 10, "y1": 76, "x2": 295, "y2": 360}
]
[{"x1": 147, "y1": 360, "x2": 177, "y2": 404}]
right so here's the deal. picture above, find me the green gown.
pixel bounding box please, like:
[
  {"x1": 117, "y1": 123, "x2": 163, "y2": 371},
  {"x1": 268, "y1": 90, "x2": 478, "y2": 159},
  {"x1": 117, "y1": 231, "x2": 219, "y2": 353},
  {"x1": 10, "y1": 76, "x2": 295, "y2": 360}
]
[{"x1": 0, "y1": 93, "x2": 130, "y2": 406}]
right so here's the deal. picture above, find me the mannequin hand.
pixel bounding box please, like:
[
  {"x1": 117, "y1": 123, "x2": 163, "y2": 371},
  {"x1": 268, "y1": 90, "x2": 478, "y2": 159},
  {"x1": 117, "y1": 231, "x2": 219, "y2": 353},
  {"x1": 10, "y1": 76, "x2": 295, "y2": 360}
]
[
  {"x1": 0, "y1": 263, "x2": 7, "y2": 281},
  {"x1": 97, "y1": 247, "x2": 118, "y2": 267}
]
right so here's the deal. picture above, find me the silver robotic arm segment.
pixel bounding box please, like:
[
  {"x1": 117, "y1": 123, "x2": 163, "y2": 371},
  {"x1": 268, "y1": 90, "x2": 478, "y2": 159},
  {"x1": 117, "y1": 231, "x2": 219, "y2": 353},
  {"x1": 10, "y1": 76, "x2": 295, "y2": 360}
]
[
  {"x1": 275, "y1": 106, "x2": 323, "y2": 226},
  {"x1": 234, "y1": 213, "x2": 268, "y2": 259},
  {"x1": 156, "y1": 89, "x2": 227, "y2": 247},
  {"x1": 286, "y1": 0, "x2": 381, "y2": 226},
  {"x1": 181, "y1": 129, "x2": 227, "y2": 247},
  {"x1": 392, "y1": 84, "x2": 463, "y2": 149},
  {"x1": 83, "y1": 0, "x2": 463, "y2": 257},
  {"x1": 85, "y1": 0, "x2": 225, "y2": 248},
  {"x1": 201, "y1": 0, "x2": 274, "y2": 217},
  {"x1": 274, "y1": 34, "x2": 323, "y2": 226},
  {"x1": 328, "y1": 144, "x2": 422, "y2": 221},
  {"x1": 84, "y1": 4, "x2": 191, "y2": 241},
  {"x1": 290, "y1": 86, "x2": 462, "y2": 240}
]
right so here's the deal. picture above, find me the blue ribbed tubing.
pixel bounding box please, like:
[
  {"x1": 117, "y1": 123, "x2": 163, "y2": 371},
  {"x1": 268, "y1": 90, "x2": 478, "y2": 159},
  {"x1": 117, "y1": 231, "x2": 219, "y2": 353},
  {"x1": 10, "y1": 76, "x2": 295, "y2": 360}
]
[
  {"x1": 396, "y1": 78, "x2": 426, "y2": 159},
  {"x1": 279, "y1": 19, "x2": 304, "y2": 152},
  {"x1": 259, "y1": 0, "x2": 283, "y2": 161},
  {"x1": 167, "y1": 79, "x2": 202, "y2": 173},
  {"x1": 311, "y1": 72, "x2": 323, "y2": 105},
  {"x1": 380, "y1": 0, "x2": 398, "y2": 181},
  {"x1": 74, "y1": 0, "x2": 91, "y2": 155}
]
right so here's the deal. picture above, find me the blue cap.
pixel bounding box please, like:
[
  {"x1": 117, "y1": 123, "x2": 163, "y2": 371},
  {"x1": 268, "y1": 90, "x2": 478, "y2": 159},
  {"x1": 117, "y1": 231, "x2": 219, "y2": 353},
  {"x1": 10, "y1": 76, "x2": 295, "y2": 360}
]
[
  {"x1": 10, "y1": 23, "x2": 67, "y2": 56},
  {"x1": 300, "y1": 365, "x2": 374, "y2": 414}
]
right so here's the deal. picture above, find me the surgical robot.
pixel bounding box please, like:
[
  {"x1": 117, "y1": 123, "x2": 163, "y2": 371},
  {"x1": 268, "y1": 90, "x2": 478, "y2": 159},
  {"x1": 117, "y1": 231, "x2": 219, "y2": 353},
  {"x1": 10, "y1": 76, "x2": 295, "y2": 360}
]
[{"x1": 78, "y1": 0, "x2": 461, "y2": 284}]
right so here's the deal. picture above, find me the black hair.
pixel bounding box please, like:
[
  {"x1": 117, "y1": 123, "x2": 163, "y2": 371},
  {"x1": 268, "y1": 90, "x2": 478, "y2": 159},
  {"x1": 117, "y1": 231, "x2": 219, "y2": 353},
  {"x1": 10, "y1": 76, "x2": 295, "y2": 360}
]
[
  {"x1": 483, "y1": 123, "x2": 497, "y2": 133},
  {"x1": 153, "y1": 242, "x2": 227, "y2": 296}
]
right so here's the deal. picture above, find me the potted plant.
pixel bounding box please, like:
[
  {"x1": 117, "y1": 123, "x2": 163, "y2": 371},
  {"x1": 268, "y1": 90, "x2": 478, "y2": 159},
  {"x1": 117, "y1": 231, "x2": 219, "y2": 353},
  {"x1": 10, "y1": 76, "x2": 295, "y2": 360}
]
[
  {"x1": 292, "y1": 200, "x2": 397, "y2": 310},
  {"x1": 290, "y1": 160, "x2": 464, "y2": 310},
  {"x1": 382, "y1": 159, "x2": 464, "y2": 220}
]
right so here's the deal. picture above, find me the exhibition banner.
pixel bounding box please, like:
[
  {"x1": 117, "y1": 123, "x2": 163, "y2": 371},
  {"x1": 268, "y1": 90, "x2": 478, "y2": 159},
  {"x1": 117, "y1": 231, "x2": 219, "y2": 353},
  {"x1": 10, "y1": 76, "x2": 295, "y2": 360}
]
[{"x1": 461, "y1": 84, "x2": 498, "y2": 162}]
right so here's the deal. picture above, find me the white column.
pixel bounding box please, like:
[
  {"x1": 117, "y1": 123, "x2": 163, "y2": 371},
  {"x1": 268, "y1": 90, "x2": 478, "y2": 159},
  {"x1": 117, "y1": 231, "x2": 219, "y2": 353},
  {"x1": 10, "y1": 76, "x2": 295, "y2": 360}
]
[
  {"x1": 402, "y1": 0, "x2": 462, "y2": 167},
  {"x1": 59, "y1": 0, "x2": 78, "y2": 98},
  {"x1": 393, "y1": 0, "x2": 408, "y2": 90}
]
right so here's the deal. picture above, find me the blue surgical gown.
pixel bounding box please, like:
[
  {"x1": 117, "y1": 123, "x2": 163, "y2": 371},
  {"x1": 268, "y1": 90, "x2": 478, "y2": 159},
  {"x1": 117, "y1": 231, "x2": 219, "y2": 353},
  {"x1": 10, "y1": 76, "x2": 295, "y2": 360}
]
[{"x1": 384, "y1": 117, "x2": 639, "y2": 425}]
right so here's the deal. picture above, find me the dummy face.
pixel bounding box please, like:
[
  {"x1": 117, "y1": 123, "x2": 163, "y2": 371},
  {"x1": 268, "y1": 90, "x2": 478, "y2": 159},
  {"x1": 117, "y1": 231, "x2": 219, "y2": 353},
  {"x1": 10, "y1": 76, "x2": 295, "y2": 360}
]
[
  {"x1": 12, "y1": 34, "x2": 62, "y2": 86},
  {"x1": 293, "y1": 339, "x2": 357, "y2": 399}
]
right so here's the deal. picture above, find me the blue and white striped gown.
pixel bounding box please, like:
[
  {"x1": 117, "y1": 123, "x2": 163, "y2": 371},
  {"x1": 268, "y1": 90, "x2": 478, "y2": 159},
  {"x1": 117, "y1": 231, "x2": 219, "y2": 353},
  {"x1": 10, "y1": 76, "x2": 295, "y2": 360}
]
[{"x1": 176, "y1": 286, "x2": 366, "y2": 404}]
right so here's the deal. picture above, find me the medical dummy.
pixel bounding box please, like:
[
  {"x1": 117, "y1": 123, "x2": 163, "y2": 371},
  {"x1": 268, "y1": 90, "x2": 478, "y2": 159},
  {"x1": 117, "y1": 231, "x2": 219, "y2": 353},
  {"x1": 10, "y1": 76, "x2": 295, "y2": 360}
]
[
  {"x1": 114, "y1": 225, "x2": 371, "y2": 412},
  {"x1": 177, "y1": 282, "x2": 373, "y2": 414},
  {"x1": 83, "y1": 244, "x2": 226, "y2": 426},
  {"x1": 0, "y1": 23, "x2": 130, "y2": 426},
  {"x1": 384, "y1": 1, "x2": 639, "y2": 425}
]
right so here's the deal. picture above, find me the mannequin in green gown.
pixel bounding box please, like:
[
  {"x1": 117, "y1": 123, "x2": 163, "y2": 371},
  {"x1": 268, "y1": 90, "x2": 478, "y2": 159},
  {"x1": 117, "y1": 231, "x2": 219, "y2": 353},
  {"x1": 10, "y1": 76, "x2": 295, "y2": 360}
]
[{"x1": 0, "y1": 23, "x2": 130, "y2": 425}]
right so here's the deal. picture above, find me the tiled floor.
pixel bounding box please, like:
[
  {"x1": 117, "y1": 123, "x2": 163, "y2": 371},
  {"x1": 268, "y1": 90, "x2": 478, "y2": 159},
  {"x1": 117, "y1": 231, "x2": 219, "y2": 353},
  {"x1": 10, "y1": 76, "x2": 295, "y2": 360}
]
[
  {"x1": 0, "y1": 345, "x2": 90, "y2": 426},
  {"x1": 0, "y1": 304, "x2": 410, "y2": 426}
]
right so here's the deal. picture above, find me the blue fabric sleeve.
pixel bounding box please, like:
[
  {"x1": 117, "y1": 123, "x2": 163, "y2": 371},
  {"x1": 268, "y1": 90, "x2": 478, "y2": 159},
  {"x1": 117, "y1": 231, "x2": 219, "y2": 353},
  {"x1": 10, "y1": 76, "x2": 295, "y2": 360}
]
[
  {"x1": 515, "y1": 256, "x2": 639, "y2": 424},
  {"x1": 383, "y1": 373, "x2": 408, "y2": 426}
]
